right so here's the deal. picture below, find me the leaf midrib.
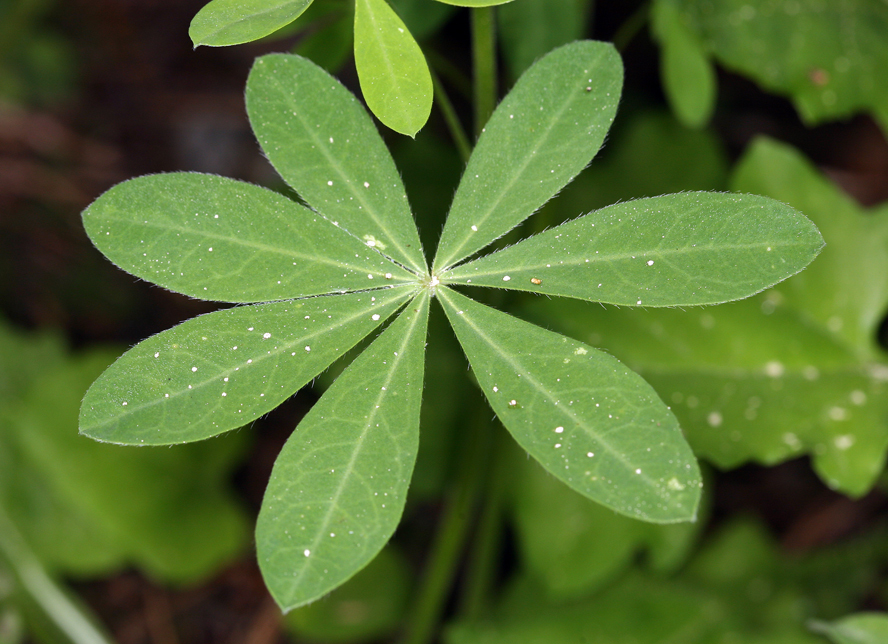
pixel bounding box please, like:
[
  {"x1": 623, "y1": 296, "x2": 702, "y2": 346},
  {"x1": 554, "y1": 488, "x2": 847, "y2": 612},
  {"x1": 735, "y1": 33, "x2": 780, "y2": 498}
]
[
  {"x1": 290, "y1": 292, "x2": 426, "y2": 593},
  {"x1": 264, "y1": 60, "x2": 426, "y2": 275},
  {"x1": 439, "y1": 287, "x2": 677, "y2": 506},
  {"x1": 81, "y1": 288, "x2": 414, "y2": 435}
]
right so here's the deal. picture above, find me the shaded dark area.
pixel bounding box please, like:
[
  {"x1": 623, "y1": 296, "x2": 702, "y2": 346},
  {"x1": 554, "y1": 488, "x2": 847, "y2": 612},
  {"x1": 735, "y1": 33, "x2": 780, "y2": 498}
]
[{"x1": 3, "y1": 1, "x2": 888, "y2": 643}]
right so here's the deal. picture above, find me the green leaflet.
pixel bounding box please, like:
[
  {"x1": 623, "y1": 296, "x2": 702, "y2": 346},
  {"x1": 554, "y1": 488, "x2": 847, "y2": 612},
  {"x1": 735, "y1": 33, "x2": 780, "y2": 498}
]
[
  {"x1": 246, "y1": 54, "x2": 427, "y2": 274},
  {"x1": 79, "y1": 288, "x2": 414, "y2": 446},
  {"x1": 650, "y1": 0, "x2": 716, "y2": 128},
  {"x1": 810, "y1": 613, "x2": 888, "y2": 644},
  {"x1": 432, "y1": 41, "x2": 623, "y2": 271},
  {"x1": 438, "y1": 287, "x2": 701, "y2": 523},
  {"x1": 257, "y1": 292, "x2": 429, "y2": 611},
  {"x1": 443, "y1": 192, "x2": 824, "y2": 307},
  {"x1": 82, "y1": 173, "x2": 415, "y2": 303},
  {"x1": 189, "y1": 0, "x2": 315, "y2": 47},
  {"x1": 354, "y1": 0, "x2": 433, "y2": 137}
]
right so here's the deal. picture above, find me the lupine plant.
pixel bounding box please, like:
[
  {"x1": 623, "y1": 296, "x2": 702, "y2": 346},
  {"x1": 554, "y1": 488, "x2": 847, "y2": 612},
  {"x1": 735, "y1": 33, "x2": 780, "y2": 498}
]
[{"x1": 78, "y1": 37, "x2": 824, "y2": 613}]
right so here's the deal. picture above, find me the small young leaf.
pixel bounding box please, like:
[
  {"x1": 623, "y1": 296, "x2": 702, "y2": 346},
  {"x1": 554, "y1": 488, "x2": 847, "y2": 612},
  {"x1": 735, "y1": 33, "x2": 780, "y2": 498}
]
[
  {"x1": 189, "y1": 0, "x2": 315, "y2": 47},
  {"x1": 79, "y1": 288, "x2": 414, "y2": 446},
  {"x1": 82, "y1": 173, "x2": 415, "y2": 303},
  {"x1": 258, "y1": 292, "x2": 429, "y2": 611},
  {"x1": 438, "y1": 287, "x2": 701, "y2": 523},
  {"x1": 444, "y1": 192, "x2": 824, "y2": 307},
  {"x1": 434, "y1": 0, "x2": 514, "y2": 6},
  {"x1": 651, "y1": 0, "x2": 716, "y2": 128},
  {"x1": 810, "y1": 613, "x2": 888, "y2": 644},
  {"x1": 354, "y1": 0, "x2": 433, "y2": 137},
  {"x1": 246, "y1": 54, "x2": 427, "y2": 274},
  {"x1": 433, "y1": 41, "x2": 623, "y2": 271}
]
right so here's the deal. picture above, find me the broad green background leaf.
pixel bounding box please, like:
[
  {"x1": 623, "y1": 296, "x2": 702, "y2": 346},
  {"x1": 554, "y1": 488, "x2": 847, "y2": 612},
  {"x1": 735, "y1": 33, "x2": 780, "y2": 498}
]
[
  {"x1": 285, "y1": 546, "x2": 411, "y2": 642},
  {"x1": 0, "y1": 322, "x2": 248, "y2": 582},
  {"x1": 810, "y1": 613, "x2": 888, "y2": 644},
  {"x1": 660, "y1": 0, "x2": 888, "y2": 133},
  {"x1": 438, "y1": 287, "x2": 701, "y2": 523},
  {"x1": 189, "y1": 0, "x2": 314, "y2": 47},
  {"x1": 507, "y1": 442, "x2": 702, "y2": 599},
  {"x1": 733, "y1": 138, "x2": 888, "y2": 359},
  {"x1": 80, "y1": 288, "x2": 412, "y2": 446},
  {"x1": 521, "y1": 138, "x2": 888, "y2": 496},
  {"x1": 354, "y1": 0, "x2": 432, "y2": 137},
  {"x1": 432, "y1": 40, "x2": 623, "y2": 271},
  {"x1": 83, "y1": 173, "x2": 415, "y2": 303},
  {"x1": 258, "y1": 292, "x2": 429, "y2": 611},
  {"x1": 446, "y1": 518, "x2": 874, "y2": 644},
  {"x1": 497, "y1": 0, "x2": 593, "y2": 81},
  {"x1": 247, "y1": 54, "x2": 427, "y2": 274},
  {"x1": 651, "y1": 0, "x2": 716, "y2": 128},
  {"x1": 524, "y1": 293, "x2": 888, "y2": 497},
  {"x1": 445, "y1": 192, "x2": 824, "y2": 307}
]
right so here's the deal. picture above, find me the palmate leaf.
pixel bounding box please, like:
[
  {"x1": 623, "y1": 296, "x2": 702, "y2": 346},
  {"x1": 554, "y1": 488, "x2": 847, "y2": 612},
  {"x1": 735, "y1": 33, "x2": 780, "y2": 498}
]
[
  {"x1": 247, "y1": 54, "x2": 427, "y2": 275},
  {"x1": 432, "y1": 41, "x2": 623, "y2": 271},
  {"x1": 80, "y1": 288, "x2": 413, "y2": 445},
  {"x1": 189, "y1": 0, "x2": 315, "y2": 47},
  {"x1": 257, "y1": 292, "x2": 428, "y2": 611},
  {"x1": 443, "y1": 192, "x2": 824, "y2": 307},
  {"x1": 354, "y1": 0, "x2": 433, "y2": 137},
  {"x1": 82, "y1": 173, "x2": 415, "y2": 303},
  {"x1": 438, "y1": 287, "x2": 701, "y2": 523}
]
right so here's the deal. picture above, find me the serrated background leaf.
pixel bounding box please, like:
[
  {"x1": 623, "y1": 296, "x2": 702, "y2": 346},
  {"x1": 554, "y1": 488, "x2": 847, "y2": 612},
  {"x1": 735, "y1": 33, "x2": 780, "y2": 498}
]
[
  {"x1": 80, "y1": 288, "x2": 413, "y2": 446},
  {"x1": 246, "y1": 54, "x2": 427, "y2": 274},
  {"x1": 258, "y1": 292, "x2": 429, "y2": 611},
  {"x1": 438, "y1": 287, "x2": 701, "y2": 523},
  {"x1": 521, "y1": 138, "x2": 888, "y2": 496},
  {"x1": 189, "y1": 0, "x2": 314, "y2": 47},
  {"x1": 446, "y1": 192, "x2": 823, "y2": 307},
  {"x1": 660, "y1": 0, "x2": 888, "y2": 133},
  {"x1": 432, "y1": 41, "x2": 623, "y2": 271},
  {"x1": 732, "y1": 138, "x2": 888, "y2": 358},
  {"x1": 82, "y1": 173, "x2": 414, "y2": 303},
  {"x1": 354, "y1": 0, "x2": 433, "y2": 137}
]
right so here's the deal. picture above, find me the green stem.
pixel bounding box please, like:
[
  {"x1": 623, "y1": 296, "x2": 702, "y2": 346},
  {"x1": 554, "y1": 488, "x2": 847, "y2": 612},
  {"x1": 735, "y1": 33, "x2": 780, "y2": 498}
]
[
  {"x1": 431, "y1": 70, "x2": 472, "y2": 164},
  {"x1": 471, "y1": 7, "x2": 497, "y2": 138},
  {"x1": 401, "y1": 399, "x2": 492, "y2": 644},
  {"x1": 0, "y1": 507, "x2": 115, "y2": 644},
  {"x1": 458, "y1": 426, "x2": 509, "y2": 620},
  {"x1": 612, "y1": 1, "x2": 650, "y2": 52}
]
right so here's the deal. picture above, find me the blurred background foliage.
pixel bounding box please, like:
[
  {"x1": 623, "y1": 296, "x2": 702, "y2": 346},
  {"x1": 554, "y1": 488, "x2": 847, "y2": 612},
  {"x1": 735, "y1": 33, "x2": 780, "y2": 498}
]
[{"x1": 1, "y1": 0, "x2": 888, "y2": 642}]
